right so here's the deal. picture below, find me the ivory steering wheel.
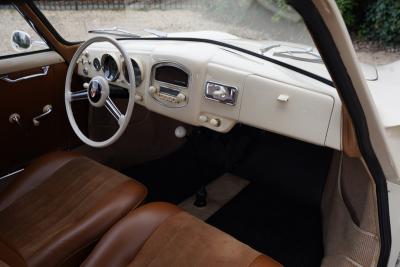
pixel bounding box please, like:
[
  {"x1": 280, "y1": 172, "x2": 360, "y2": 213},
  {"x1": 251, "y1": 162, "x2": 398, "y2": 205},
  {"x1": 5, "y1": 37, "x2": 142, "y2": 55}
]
[{"x1": 65, "y1": 36, "x2": 135, "y2": 148}]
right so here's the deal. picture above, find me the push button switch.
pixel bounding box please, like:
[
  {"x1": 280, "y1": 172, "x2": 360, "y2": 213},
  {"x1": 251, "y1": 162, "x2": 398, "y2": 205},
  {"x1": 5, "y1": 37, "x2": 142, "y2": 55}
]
[{"x1": 210, "y1": 118, "x2": 221, "y2": 127}]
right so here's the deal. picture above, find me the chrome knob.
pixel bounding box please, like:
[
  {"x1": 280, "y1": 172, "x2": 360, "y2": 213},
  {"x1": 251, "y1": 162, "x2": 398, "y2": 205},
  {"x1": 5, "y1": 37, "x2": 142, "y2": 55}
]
[
  {"x1": 149, "y1": 86, "x2": 157, "y2": 94},
  {"x1": 176, "y1": 93, "x2": 186, "y2": 103}
]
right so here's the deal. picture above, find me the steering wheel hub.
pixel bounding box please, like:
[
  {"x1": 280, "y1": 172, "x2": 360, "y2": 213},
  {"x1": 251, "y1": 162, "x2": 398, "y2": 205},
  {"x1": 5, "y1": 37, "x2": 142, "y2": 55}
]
[{"x1": 88, "y1": 76, "x2": 109, "y2": 107}]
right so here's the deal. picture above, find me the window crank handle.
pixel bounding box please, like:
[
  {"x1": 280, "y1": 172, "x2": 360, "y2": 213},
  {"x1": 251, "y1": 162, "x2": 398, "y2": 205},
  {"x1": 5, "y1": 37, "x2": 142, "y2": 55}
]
[{"x1": 33, "y1": 105, "x2": 52, "y2": 126}]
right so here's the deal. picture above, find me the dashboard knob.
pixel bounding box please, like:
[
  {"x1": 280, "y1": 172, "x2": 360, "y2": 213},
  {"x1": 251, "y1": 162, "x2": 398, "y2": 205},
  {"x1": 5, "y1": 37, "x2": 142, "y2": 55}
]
[
  {"x1": 210, "y1": 118, "x2": 221, "y2": 127},
  {"x1": 175, "y1": 126, "x2": 187, "y2": 138},
  {"x1": 199, "y1": 115, "x2": 208, "y2": 123},
  {"x1": 83, "y1": 83, "x2": 89, "y2": 89},
  {"x1": 176, "y1": 93, "x2": 186, "y2": 103},
  {"x1": 134, "y1": 94, "x2": 143, "y2": 102},
  {"x1": 149, "y1": 86, "x2": 157, "y2": 94}
]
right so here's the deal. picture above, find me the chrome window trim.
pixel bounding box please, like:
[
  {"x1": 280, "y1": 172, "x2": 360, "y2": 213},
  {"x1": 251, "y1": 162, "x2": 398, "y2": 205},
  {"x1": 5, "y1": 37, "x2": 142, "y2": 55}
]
[{"x1": 0, "y1": 168, "x2": 24, "y2": 181}]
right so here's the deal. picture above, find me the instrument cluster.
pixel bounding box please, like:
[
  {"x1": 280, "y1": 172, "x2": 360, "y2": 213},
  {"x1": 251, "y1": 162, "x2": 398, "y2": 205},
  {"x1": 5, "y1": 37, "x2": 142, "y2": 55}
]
[{"x1": 89, "y1": 53, "x2": 143, "y2": 87}]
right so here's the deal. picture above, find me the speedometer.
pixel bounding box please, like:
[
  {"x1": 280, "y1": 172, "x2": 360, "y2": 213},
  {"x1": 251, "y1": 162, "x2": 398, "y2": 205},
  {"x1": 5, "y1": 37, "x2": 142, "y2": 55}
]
[{"x1": 102, "y1": 54, "x2": 119, "y2": 82}]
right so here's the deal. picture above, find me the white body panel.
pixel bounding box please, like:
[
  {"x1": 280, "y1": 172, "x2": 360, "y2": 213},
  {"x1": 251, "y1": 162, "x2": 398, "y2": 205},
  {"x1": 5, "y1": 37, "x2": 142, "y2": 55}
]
[{"x1": 368, "y1": 62, "x2": 400, "y2": 183}]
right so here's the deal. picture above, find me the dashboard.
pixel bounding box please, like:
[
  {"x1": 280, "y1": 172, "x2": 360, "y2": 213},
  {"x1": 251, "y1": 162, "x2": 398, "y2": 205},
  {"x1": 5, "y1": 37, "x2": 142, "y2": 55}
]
[{"x1": 77, "y1": 40, "x2": 342, "y2": 150}]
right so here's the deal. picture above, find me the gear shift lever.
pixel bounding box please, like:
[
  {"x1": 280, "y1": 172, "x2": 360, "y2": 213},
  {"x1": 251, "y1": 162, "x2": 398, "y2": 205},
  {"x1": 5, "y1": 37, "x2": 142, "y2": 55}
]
[
  {"x1": 175, "y1": 126, "x2": 208, "y2": 207},
  {"x1": 194, "y1": 186, "x2": 208, "y2": 207}
]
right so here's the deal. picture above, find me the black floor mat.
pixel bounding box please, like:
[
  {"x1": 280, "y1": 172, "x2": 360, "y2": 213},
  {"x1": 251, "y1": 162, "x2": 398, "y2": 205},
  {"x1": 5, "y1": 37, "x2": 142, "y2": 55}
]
[
  {"x1": 206, "y1": 129, "x2": 332, "y2": 267},
  {"x1": 207, "y1": 182, "x2": 324, "y2": 267}
]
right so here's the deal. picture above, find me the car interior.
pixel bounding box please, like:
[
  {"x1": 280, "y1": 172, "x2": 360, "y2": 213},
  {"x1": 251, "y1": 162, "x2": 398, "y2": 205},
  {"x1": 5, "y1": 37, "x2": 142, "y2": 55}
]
[{"x1": 0, "y1": 1, "x2": 387, "y2": 267}]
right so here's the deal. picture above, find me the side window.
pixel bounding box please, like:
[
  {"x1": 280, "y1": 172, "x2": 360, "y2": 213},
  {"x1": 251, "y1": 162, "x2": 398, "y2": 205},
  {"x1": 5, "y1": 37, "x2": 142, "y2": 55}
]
[{"x1": 0, "y1": 3, "x2": 49, "y2": 57}]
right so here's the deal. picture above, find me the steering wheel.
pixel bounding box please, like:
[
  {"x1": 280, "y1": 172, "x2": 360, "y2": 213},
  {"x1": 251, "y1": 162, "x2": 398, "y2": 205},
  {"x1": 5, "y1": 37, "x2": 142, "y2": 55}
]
[{"x1": 65, "y1": 36, "x2": 135, "y2": 148}]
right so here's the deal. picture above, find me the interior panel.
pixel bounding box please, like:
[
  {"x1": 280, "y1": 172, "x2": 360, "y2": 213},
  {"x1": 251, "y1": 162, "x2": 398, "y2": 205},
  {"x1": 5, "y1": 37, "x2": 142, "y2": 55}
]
[{"x1": 0, "y1": 63, "x2": 71, "y2": 174}]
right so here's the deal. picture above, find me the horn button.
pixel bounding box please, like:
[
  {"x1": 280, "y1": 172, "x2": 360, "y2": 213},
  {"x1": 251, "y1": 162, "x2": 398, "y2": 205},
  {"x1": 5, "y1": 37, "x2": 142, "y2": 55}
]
[{"x1": 88, "y1": 76, "x2": 109, "y2": 107}]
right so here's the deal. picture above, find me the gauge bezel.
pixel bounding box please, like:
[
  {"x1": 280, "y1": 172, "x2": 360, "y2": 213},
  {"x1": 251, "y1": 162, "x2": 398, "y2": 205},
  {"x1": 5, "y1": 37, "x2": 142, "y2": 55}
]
[
  {"x1": 101, "y1": 54, "x2": 120, "y2": 82},
  {"x1": 93, "y1": 57, "x2": 102, "y2": 71},
  {"x1": 123, "y1": 58, "x2": 143, "y2": 87}
]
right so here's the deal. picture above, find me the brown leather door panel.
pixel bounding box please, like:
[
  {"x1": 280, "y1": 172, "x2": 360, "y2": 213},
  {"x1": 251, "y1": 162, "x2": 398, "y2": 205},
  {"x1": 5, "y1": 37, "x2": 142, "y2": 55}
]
[{"x1": 0, "y1": 62, "x2": 70, "y2": 175}]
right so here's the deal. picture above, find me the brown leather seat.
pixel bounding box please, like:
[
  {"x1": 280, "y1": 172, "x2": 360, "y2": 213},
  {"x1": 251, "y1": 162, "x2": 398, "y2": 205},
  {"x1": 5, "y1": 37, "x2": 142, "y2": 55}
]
[
  {"x1": 0, "y1": 152, "x2": 147, "y2": 267},
  {"x1": 83, "y1": 202, "x2": 283, "y2": 267}
]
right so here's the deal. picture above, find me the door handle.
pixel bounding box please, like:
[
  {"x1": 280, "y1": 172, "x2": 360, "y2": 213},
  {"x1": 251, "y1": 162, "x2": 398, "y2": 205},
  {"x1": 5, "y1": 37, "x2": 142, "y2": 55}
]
[
  {"x1": 33, "y1": 105, "x2": 52, "y2": 126},
  {"x1": 0, "y1": 66, "x2": 49, "y2": 83}
]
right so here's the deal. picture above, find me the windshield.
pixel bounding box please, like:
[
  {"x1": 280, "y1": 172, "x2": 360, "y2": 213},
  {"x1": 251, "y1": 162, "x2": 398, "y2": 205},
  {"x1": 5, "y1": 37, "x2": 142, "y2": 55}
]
[
  {"x1": 30, "y1": 0, "x2": 334, "y2": 82},
  {"x1": 35, "y1": 1, "x2": 312, "y2": 42}
]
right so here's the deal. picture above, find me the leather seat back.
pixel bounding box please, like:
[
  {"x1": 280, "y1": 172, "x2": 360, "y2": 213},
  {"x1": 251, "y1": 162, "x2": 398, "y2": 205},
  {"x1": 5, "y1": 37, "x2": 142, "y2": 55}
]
[{"x1": 83, "y1": 203, "x2": 282, "y2": 267}]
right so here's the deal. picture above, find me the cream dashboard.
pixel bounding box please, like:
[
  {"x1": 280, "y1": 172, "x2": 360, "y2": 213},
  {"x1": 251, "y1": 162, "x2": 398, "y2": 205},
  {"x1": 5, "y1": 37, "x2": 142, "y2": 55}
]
[{"x1": 76, "y1": 39, "x2": 342, "y2": 151}]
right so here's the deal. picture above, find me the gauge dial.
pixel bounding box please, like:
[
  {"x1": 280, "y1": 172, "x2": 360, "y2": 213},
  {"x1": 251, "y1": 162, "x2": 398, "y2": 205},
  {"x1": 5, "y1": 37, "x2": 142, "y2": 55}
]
[
  {"x1": 123, "y1": 58, "x2": 143, "y2": 87},
  {"x1": 102, "y1": 54, "x2": 119, "y2": 82},
  {"x1": 93, "y1": 58, "x2": 101, "y2": 71}
]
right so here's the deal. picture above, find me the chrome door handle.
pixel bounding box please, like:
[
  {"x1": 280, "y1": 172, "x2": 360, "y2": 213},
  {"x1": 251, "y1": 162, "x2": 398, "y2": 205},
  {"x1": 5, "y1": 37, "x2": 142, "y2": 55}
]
[
  {"x1": 33, "y1": 105, "x2": 52, "y2": 126},
  {"x1": 0, "y1": 66, "x2": 49, "y2": 83}
]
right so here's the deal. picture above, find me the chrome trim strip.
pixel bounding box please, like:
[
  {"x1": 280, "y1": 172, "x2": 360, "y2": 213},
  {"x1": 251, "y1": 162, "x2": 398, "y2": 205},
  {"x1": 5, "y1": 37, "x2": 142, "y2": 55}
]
[{"x1": 0, "y1": 168, "x2": 24, "y2": 180}]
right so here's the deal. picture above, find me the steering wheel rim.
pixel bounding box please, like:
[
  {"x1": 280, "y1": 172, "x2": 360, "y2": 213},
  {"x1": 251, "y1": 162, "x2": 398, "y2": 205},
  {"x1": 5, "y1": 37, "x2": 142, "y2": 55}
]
[{"x1": 65, "y1": 36, "x2": 135, "y2": 148}]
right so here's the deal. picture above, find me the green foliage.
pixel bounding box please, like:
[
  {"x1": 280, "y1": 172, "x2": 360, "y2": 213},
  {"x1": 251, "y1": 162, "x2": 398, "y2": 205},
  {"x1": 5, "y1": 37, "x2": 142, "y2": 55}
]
[
  {"x1": 336, "y1": 0, "x2": 358, "y2": 28},
  {"x1": 335, "y1": 0, "x2": 399, "y2": 47},
  {"x1": 208, "y1": 0, "x2": 399, "y2": 47},
  {"x1": 361, "y1": 0, "x2": 400, "y2": 46}
]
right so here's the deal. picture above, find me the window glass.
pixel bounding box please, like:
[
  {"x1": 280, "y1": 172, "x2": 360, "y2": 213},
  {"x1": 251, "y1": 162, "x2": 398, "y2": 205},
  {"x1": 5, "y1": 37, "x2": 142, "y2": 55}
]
[
  {"x1": 35, "y1": 0, "x2": 333, "y2": 82},
  {"x1": 0, "y1": 3, "x2": 49, "y2": 57}
]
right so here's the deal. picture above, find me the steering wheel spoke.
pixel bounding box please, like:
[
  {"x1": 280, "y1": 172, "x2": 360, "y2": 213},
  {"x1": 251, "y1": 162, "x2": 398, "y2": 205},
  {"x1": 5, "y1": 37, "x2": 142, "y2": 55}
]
[
  {"x1": 105, "y1": 97, "x2": 124, "y2": 126},
  {"x1": 68, "y1": 90, "x2": 88, "y2": 102}
]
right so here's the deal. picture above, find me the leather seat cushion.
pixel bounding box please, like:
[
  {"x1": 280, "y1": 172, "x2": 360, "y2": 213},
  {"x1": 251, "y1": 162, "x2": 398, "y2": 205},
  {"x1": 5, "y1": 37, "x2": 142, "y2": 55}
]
[
  {"x1": 83, "y1": 203, "x2": 282, "y2": 267},
  {"x1": 0, "y1": 152, "x2": 147, "y2": 267}
]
